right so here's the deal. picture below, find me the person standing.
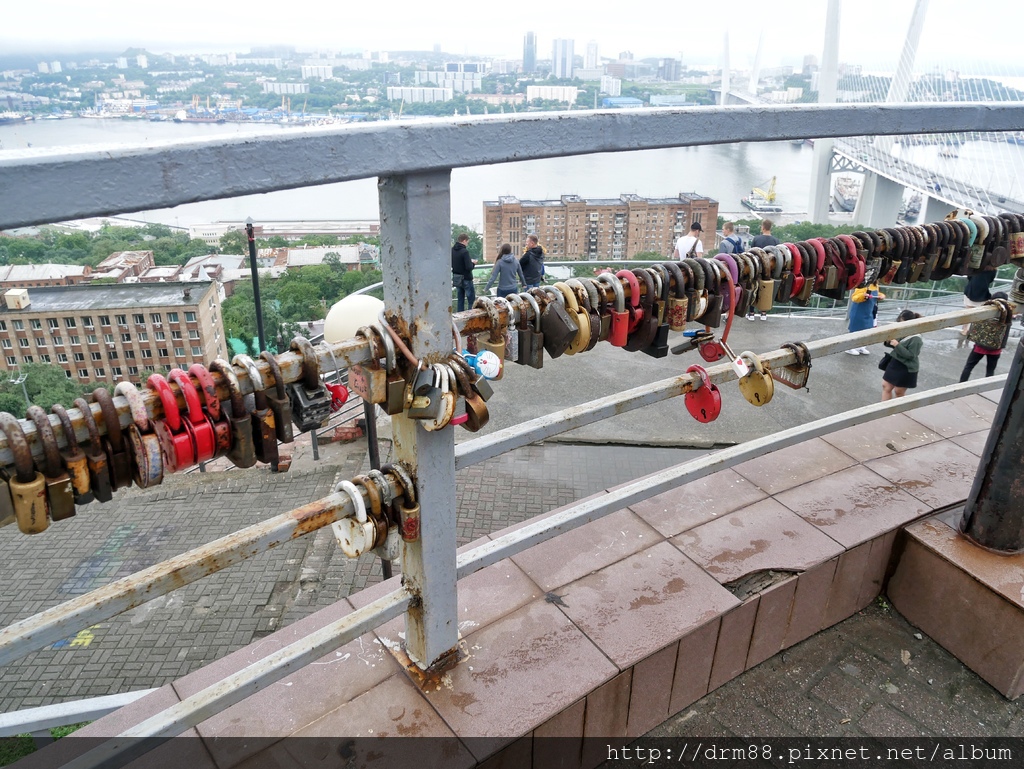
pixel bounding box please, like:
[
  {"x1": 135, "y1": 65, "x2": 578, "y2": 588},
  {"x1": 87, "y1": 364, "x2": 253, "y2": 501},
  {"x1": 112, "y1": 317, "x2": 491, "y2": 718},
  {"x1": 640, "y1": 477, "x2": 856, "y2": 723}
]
[
  {"x1": 880, "y1": 310, "x2": 923, "y2": 401},
  {"x1": 747, "y1": 219, "x2": 779, "y2": 320},
  {"x1": 672, "y1": 221, "x2": 704, "y2": 260},
  {"x1": 520, "y1": 234, "x2": 545, "y2": 289},
  {"x1": 451, "y1": 232, "x2": 476, "y2": 312},
  {"x1": 961, "y1": 267, "x2": 996, "y2": 335},
  {"x1": 718, "y1": 222, "x2": 742, "y2": 254},
  {"x1": 486, "y1": 243, "x2": 526, "y2": 296},
  {"x1": 960, "y1": 293, "x2": 1015, "y2": 381},
  {"x1": 844, "y1": 268, "x2": 885, "y2": 355}
]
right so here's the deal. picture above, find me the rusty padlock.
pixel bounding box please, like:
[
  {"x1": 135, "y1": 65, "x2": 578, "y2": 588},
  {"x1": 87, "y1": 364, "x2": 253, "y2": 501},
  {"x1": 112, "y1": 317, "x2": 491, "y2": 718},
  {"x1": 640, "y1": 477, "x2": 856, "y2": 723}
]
[
  {"x1": 516, "y1": 291, "x2": 544, "y2": 369},
  {"x1": 26, "y1": 406, "x2": 76, "y2": 522},
  {"x1": 331, "y1": 480, "x2": 380, "y2": 558},
  {"x1": 51, "y1": 403, "x2": 94, "y2": 504},
  {"x1": 92, "y1": 388, "x2": 132, "y2": 492},
  {"x1": 147, "y1": 373, "x2": 194, "y2": 474},
  {"x1": 348, "y1": 326, "x2": 388, "y2": 405},
  {"x1": 233, "y1": 355, "x2": 279, "y2": 467},
  {"x1": 210, "y1": 359, "x2": 257, "y2": 469},
  {"x1": 74, "y1": 398, "x2": 113, "y2": 503},
  {"x1": 366, "y1": 469, "x2": 401, "y2": 563},
  {"x1": 383, "y1": 462, "x2": 419, "y2": 543},
  {"x1": 115, "y1": 381, "x2": 163, "y2": 489},
  {"x1": 449, "y1": 355, "x2": 489, "y2": 432},
  {"x1": 189, "y1": 363, "x2": 233, "y2": 459},
  {"x1": 288, "y1": 337, "x2": 333, "y2": 432},
  {"x1": 662, "y1": 261, "x2": 689, "y2": 332},
  {"x1": 258, "y1": 352, "x2": 295, "y2": 444},
  {"x1": 170, "y1": 368, "x2": 217, "y2": 465},
  {"x1": 0, "y1": 465, "x2": 15, "y2": 530},
  {"x1": 0, "y1": 412, "x2": 49, "y2": 534},
  {"x1": 353, "y1": 473, "x2": 390, "y2": 557}
]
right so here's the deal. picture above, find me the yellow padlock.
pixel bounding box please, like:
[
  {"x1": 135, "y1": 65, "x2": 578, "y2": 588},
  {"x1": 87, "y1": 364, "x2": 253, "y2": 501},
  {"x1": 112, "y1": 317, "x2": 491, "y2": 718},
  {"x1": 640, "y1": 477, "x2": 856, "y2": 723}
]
[
  {"x1": 553, "y1": 282, "x2": 591, "y2": 355},
  {"x1": 0, "y1": 413, "x2": 50, "y2": 535},
  {"x1": 737, "y1": 351, "x2": 775, "y2": 407}
]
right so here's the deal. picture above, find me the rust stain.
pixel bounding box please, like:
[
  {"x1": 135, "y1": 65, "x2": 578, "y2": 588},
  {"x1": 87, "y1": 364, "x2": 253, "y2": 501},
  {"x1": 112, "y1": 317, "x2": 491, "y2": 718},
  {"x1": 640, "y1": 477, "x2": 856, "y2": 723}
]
[{"x1": 289, "y1": 497, "x2": 342, "y2": 538}]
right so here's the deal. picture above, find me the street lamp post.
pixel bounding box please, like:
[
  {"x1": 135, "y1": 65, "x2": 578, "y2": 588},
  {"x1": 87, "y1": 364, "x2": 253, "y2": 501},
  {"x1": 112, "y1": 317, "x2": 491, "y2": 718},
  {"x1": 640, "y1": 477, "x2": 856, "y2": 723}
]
[
  {"x1": 7, "y1": 366, "x2": 29, "y2": 409},
  {"x1": 245, "y1": 218, "x2": 267, "y2": 354}
]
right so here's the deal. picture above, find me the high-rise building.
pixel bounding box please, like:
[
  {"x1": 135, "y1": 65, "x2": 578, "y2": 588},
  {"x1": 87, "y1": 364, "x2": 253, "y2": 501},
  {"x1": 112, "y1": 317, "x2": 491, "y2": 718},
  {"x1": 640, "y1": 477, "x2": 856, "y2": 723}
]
[
  {"x1": 585, "y1": 41, "x2": 599, "y2": 70},
  {"x1": 483, "y1": 193, "x2": 718, "y2": 261},
  {"x1": 523, "y1": 32, "x2": 537, "y2": 74},
  {"x1": 552, "y1": 39, "x2": 574, "y2": 80}
]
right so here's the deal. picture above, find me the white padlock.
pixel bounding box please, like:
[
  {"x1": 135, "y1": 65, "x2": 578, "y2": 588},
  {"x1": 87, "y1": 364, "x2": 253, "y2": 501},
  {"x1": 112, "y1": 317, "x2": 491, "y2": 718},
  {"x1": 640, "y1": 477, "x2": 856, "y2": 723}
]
[
  {"x1": 730, "y1": 355, "x2": 750, "y2": 378},
  {"x1": 332, "y1": 517, "x2": 378, "y2": 558}
]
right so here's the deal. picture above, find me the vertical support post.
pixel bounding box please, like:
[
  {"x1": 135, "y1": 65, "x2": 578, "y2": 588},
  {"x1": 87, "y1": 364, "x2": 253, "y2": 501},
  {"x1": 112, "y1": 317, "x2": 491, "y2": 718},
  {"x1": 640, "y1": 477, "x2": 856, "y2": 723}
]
[
  {"x1": 379, "y1": 170, "x2": 459, "y2": 670},
  {"x1": 959, "y1": 336, "x2": 1024, "y2": 553},
  {"x1": 246, "y1": 220, "x2": 267, "y2": 355},
  {"x1": 808, "y1": 0, "x2": 841, "y2": 224}
]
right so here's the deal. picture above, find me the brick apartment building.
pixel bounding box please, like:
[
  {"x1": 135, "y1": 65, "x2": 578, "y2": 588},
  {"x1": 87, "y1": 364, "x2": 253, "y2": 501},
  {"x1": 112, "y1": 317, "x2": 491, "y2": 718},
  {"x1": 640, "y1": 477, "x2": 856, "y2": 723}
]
[
  {"x1": 0, "y1": 282, "x2": 226, "y2": 384},
  {"x1": 482, "y1": 193, "x2": 719, "y2": 261},
  {"x1": 0, "y1": 264, "x2": 91, "y2": 290}
]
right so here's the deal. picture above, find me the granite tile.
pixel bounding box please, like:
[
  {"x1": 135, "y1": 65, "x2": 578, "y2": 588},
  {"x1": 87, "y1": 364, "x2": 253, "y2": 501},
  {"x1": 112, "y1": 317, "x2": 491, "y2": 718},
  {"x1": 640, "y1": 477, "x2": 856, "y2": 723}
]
[
  {"x1": 746, "y1": 577, "x2": 798, "y2": 669},
  {"x1": 626, "y1": 643, "x2": 679, "y2": 738},
  {"x1": 708, "y1": 598, "x2": 759, "y2": 692},
  {"x1": 556, "y1": 541, "x2": 739, "y2": 669},
  {"x1": 422, "y1": 599, "x2": 618, "y2": 760},
  {"x1": 820, "y1": 413, "x2": 943, "y2": 462},
  {"x1": 979, "y1": 384, "x2": 1005, "y2": 405},
  {"x1": 774, "y1": 465, "x2": 930, "y2": 549},
  {"x1": 669, "y1": 619, "x2": 721, "y2": 715},
  {"x1": 857, "y1": 531, "x2": 898, "y2": 610},
  {"x1": 627, "y1": 469, "x2": 767, "y2": 538},
  {"x1": 731, "y1": 438, "x2": 856, "y2": 495},
  {"x1": 949, "y1": 430, "x2": 991, "y2": 456},
  {"x1": 672, "y1": 498, "x2": 845, "y2": 584},
  {"x1": 534, "y1": 699, "x2": 585, "y2": 769},
  {"x1": 455, "y1": 558, "x2": 541, "y2": 636},
  {"x1": 510, "y1": 508, "x2": 661, "y2": 592},
  {"x1": 821, "y1": 542, "x2": 873, "y2": 629},
  {"x1": 785, "y1": 558, "x2": 838, "y2": 648},
  {"x1": 582, "y1": 670, "x2": 632, "y2": 768},
  {"x1": 905, "y1": 394, "x2": 997, "y2": 437},
  {"x1": 865, "y1": 441, "x2": 981, "y2": 510}
]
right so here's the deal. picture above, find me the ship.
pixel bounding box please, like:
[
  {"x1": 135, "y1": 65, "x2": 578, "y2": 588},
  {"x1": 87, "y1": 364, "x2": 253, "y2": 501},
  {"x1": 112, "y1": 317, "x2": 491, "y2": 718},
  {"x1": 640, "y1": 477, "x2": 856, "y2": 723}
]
[
  {"x1": 904, "y1": 191, "x2": 922, "y2": 218},
  {"x1": 0, "y1": 111, "x2": 28, "y2": 125},
  {"x1": 833, "y1": 175, "x2": 861, "y2": 212},
  {"x1": 741, "y1": 176, "x2": 783, "y2": 214}
]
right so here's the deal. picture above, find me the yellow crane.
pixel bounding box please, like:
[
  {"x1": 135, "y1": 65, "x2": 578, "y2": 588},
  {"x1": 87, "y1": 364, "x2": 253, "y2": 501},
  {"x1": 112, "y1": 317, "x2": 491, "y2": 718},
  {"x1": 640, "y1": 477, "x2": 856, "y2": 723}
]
[{"x1": 751, "y1": 176, "x2": 777, "y2": 203}]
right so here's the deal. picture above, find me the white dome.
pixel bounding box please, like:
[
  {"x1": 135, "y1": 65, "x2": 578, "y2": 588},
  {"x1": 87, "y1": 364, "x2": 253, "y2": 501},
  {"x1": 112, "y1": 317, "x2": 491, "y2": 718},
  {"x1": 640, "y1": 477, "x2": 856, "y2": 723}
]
[{"x1": 323, "y1": 294, "x2": 385, "y2": 343}]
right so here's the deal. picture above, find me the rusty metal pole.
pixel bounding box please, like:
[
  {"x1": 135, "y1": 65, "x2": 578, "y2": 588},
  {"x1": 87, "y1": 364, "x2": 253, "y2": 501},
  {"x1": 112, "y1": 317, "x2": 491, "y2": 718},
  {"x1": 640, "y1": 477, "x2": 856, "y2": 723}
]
[
  {"x1": 959, "y1": 334, "x2": 1024, "y2": 553},
  {"x1": 378, "y1": 170, "x2": 459, "y2": 671}
]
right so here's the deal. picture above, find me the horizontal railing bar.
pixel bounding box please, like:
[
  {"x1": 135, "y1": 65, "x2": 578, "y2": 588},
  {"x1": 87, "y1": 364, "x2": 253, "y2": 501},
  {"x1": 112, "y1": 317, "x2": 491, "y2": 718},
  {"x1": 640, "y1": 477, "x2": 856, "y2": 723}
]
[
  {"x1": 63, "y1": 587, "x2": 412, "y2": 769},
  {"x1": 457, "y1": 373, "x2": 1004, "y2": 579},
  {"x1": 0, "y1": 689, "x2": 159, "y2": 738},
  {"x1": 2, "y1": 103, "x2": 1023, "y2": 229},
  {"x1": 454, "y1": 304, "x2": 1001, "y2": 469}
]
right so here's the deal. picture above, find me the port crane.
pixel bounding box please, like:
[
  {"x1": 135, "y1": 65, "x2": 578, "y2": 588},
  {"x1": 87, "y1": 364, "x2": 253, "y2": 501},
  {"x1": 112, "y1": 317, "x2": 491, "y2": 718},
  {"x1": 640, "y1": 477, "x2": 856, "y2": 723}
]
[{"x1": 750, "y1": 177, "x2": 777, "y2": 203}]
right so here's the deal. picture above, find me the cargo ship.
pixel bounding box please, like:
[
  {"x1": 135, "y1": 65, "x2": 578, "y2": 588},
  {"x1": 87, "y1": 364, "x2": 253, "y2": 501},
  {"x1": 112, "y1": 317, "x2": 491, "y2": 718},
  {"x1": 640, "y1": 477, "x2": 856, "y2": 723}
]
[{"x1": 833, "y1": 175, "x2": 861, "y2": 213}]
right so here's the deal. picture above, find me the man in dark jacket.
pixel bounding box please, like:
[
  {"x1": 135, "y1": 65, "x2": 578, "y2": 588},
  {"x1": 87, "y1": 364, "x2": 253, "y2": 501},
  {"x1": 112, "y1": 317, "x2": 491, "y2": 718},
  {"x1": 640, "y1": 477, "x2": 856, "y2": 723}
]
[
  {"x1": 452, "y1": 232, "x2": 476, "y2": 312},
  {"x1": 520, "y1": 234, "x2": 545, "y2": 288}
]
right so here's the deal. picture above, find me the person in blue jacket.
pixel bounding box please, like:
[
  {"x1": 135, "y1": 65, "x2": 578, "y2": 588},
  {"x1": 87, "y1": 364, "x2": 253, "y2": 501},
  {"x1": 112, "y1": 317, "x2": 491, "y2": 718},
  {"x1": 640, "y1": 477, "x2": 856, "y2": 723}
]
[
  {"x1": 845, "y1": 265, "x2": 885, "y2": 355},
  {"x1": 485, "y1": 243, "x2": 526, "y2": 296}
]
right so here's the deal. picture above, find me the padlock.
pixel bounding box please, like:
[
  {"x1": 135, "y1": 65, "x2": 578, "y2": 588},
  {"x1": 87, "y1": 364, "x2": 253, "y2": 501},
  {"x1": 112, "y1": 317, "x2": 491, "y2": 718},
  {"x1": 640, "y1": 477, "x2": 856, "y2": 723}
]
[
  {"x1": 188, "y1": 364, "x2": 233, "y2": 459},
  {"x1": 114, "y1": 381, "x2": 164, "y2": 488},
  {"x1": 331, "y1": 480, "x2": 380, "y2": 558},
  {"x1": 772, "y1": 342, "x2": 813, "y2": 392},
  {"x1": 0, "y1": 413, "x2": 49, "y2": 534},
  {"x1": 661, "y1": 262, "x2": 688, "y2": 332},
  {"x1": 74, "y1": 398, "x2": 113, "y2": 503},
  {"x1": 148, "y1": 373, "x2": 194, "y2": 473},
  {"x1": 365, "y1": 468, "x2": 400, "y2": 559},
  {"x1": 474, "y1": 297, "x2": 506, "y2": 378},
  {"x1": 383, "y1": 462, "x2": 420, "y2": 543},
  {"x1": 210, "y1": 359, "x2": 257, "y2": 469},
  {"x1": 449, "y1": 359, "x2": 489, "y2": 432},
  {"x1": 590, "y1": 278, "x2": 612, "y2": 342},
  {"x1": 0, "y1": 468, "x2": 16, "y2": 529},
  {"x1": 348, "y1": 326, "x2": 388, "y2": 404},
  {"x1": 517, "y1": 291, "x2": 544, "y2": 369},
  {"x1": 407, "y1": 366, "x2": 445, "y2": 421},
  {"x1": 552, "y1": 282, "x2": 590, "y2": 356},
  {"x1": 27, "y1": 405, "x2": 76, "y2": 522},
  {"x1": 737, "y1": 352, "x2": 775, "y2": 407},
  {"x1": 232, "y1": 356, "x2": 279, "y2": 467},
  {"x1": 597, "y1": 273, "x2": 630, "y2": 347},
  {"x1": 257, "y1": 353, "x2": 295, "y2": 444},
  {"x1": 170, "y1": 368, "x2": 218, "y2": 464},
  {"x1": 697, "y1": 260, "x2": 724, "y2": 329},
  {"x1": 531, "y1": 287, "x2": 577, "y2": 359},
  {"x1": 624, "y1": 269, "x2": 659, "y2": 351},
  {"x1": 422, "y1": 364, "x2": 457, "y2": 432},
  {"x1": 367, "y1": 322, "x2": 406, "y2": 416},
  {"x1": 50, "y1": 404, "x2": 93, "y2": 505},
  {"x1": 92, "y1": 388, "x2": 132, "y2": 491},
  {"x1": 288, "y1": 336, "x2": 333, "y2": 432},
  {"x1": 642, "y1": 265, "x2": 671, "y2": 359},
  {"x1": 684, "y1": 365, "x2": 722, "y2": 424},
  {"x1": 497, "y1": 296, "x2": 520, "y2": 363},
  {"x1": 615, "y1": 269, "x2": 643, "y2": 334},
  {"x1": 567, "y1": 279, "x2": 602, "y2": 352}
]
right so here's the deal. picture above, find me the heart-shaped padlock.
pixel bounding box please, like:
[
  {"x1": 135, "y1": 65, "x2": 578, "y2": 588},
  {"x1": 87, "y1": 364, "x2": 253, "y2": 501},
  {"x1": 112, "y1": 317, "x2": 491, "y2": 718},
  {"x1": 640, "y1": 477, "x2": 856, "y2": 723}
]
[
  {"x1": 737, "y1": 351, "x2": 775, "y2": 407},
  {"x1": 684, "y1": 365, "x2": 721, "y2": 423}
]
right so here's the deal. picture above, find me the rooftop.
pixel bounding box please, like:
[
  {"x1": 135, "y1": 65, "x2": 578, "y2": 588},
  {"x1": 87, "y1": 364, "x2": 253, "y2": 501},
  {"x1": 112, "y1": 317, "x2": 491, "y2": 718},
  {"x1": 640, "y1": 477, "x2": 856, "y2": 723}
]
[
  {"x1": 0, "y1": 264, "x2": 88, "y2": 281},
  {"x1": 0, "y1": 281, "x2": 214, "y2": 313}
]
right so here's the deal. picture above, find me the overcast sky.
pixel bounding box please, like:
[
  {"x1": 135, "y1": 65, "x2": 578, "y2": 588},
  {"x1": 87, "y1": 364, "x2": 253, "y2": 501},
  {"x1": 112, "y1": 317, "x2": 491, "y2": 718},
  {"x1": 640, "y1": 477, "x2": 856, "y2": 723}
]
[{"x1": 1, "y1": 0, "x2": 1019, "y2": 73}]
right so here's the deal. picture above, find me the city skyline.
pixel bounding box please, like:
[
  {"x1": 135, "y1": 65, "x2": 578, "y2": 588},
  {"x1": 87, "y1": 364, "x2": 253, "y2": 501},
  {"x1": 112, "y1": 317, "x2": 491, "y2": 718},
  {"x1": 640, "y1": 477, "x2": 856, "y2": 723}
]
[{"x1": 2, "y1": 0, "x2": 1021, "y2": 72}]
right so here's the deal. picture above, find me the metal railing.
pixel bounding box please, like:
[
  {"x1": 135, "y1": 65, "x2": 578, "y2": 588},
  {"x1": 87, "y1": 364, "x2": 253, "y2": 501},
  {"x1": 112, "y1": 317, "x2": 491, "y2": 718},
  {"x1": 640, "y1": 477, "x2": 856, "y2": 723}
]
[{"x1": 2, "y1": 103, "x2": 1023, "y2": 765}]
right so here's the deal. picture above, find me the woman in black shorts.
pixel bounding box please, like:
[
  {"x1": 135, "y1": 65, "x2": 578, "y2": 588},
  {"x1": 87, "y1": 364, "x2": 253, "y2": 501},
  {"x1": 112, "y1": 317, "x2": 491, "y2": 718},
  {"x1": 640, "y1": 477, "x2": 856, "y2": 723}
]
[{"x1": 880, "y1": 310, "x2": 923, "y2": 401}]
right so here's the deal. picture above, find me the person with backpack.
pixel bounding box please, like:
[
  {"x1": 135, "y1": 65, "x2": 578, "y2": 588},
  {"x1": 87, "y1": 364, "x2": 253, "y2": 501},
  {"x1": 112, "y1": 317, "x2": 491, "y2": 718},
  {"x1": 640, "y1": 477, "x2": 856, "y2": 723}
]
[
  {"x1": 747, "y1": 219, "x2": 780, "y2": 321},
  {"x1": 672, "y1": 221, "x2": 704, "y2": 259},
  {"x1": 718, "y1": 222, "x2": 742, "y2": 254},
  {"x1": 880, "y1": 310, "x2": 924, "y2": 401},
  {"x1": 959, "y1": 293, "x2": 1016, "y2": 381},
  {"x1": 520, "y1": 234, "x2": 545, "y2": 289}
]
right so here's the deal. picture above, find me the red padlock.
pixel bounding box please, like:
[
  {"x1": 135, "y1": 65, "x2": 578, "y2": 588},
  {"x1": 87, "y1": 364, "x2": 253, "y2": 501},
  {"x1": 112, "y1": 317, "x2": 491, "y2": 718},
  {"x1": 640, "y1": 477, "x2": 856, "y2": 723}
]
[
  {"x1": 326, "y1": 381, "x2": 350, "y2": 412},
  {"x1": 169, "y1": 368, "x2": 216, "y2": 463},
  {"x1": 615, "y1": 269, "x2": 643, "y2": 333},
  {"x1": 787, "y1": 243, "x2": 805, "y2": 299},
  {"x1": 189, "y1": 363, "x2": 232, "y2": 458},
  {"x1": 147, "y1": 373, "x2": 194, "y2": 473},
  {"x1": 597, "y1": 273, "x2": 630, "y2": 347},
  {"x1": 684, "y1": 365, "x2": 722, "y2": 424}
]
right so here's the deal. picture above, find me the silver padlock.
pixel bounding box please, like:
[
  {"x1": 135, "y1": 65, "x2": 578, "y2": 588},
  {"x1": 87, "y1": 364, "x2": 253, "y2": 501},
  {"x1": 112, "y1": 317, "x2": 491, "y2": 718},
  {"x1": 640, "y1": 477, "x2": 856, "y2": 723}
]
[
  {"x1": 330, "y1": 481, "x2": 379, "y2": 559},
  {"x1": 407, "y1": 366, "x2": 445, "y2": 421}
]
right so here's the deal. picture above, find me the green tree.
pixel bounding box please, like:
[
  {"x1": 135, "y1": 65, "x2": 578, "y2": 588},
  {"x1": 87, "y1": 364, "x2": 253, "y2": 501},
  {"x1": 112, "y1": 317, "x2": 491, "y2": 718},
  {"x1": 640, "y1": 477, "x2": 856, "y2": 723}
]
[
  {"x1": 452, "y1": 224, "x2": 483, "y2": 260},
  {"x1": 219, "y1": 229, "x2": 248, "y2": 255},
  {"x1": 0, "y1": 363, "x2": 96, "y2": 410}
]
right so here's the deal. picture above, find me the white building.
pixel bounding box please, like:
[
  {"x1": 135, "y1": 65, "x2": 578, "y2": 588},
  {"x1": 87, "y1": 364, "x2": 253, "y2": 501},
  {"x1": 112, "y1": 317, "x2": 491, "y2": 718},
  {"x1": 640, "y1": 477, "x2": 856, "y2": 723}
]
[
  {"x1": 116, "y1": 57, "x2": 128, "y2": 69},
  {"x1": 585, "y1": 41, "x2": 599, "y2": 70},
  {"x1": 262, "y1": 82, "x2": 309, "y2": 95},
  {"x1": 136, "y1": 55, "x2": 148, "y2": 69},
  {"x1": 386, "y1": 86, "x2": 453, "y2": 103},
  {"x1": 37, "y1": 62, "x2": 50, "y2": 74},
  {"x1": 600, "y1": 76, "x2": 621, "y2": 96},
  {"x1": 50, "y1": 61, "x2": 62, "y2": 73},
  {"x1": 526, "y1": 85, "x2": 578, "y2": 103},
  {"x1": 552, "y1": 39, "x2": 574, "y2": 80},
  {"x1": 300, "y1": 65, "x2": 334, "y2": 80}
]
